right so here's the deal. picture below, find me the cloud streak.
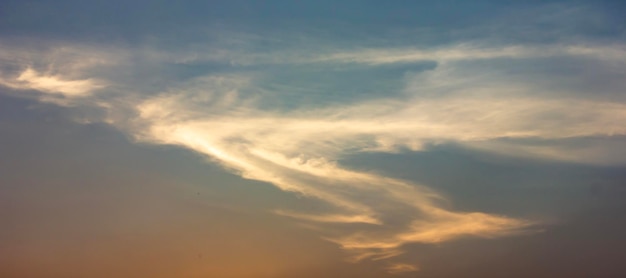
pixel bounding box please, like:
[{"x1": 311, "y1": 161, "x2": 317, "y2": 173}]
[
  {"x1": 312, "y1": 44, "x2": 626, "y2": 65},
  {"x1": 386, "y1": 263, "x2": 419, "y2": 274},
  {"x1": 0, "y1": 67, "x2": 103, "y2": 97}
]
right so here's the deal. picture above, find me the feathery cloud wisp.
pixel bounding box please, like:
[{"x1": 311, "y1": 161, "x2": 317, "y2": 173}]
[{"x1": 2, "y1": 38, "x2": 625, "y2": 273}]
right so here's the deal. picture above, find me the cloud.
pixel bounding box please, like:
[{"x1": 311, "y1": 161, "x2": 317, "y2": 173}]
[
  {"x1": 386, "y1": 263, "x2": 418, "y2": 274},
  {"x1": 123, "y1": 62, "x2": 623, "y2": 268},
  {"x1": 0, "y1": 67, "x2": 103, "y2": 97},
  {"x1": 174, "y1": 42, "x2": 626, "y2": 67},
  {"x1": 331, "y1": 210, "x2": 529, "y2": 249},
  {"x1": 1, "y1": 37, "x2": 625, "y2": 273},
  {"x1": 0, "y1": 42, "x2": 123, "y2": 106},
  {"x1": 128, "y1": 80, "x2": 586, "y2": 265}
]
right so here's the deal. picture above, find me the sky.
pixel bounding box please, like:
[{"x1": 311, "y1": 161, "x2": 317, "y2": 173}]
[{"x1": 1, "y1": 1, "x2": 626, "y2": 277}]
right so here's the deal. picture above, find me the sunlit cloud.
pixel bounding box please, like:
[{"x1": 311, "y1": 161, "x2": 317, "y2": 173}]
[
  {"x1": 0, "y1": 67, "x2": 103, "y2": 97},
  {"x1": 386, "y1": 263, "x2": 419, "y2": 275},
  {"x1": 125, "y1": 76, "x2": 622, "y2": 267},
  {"x1": 345, "y1": 249, "x2": 406, "y2": 263},
  {"x1": 1, "y1": 36, "x2": 625, "y2": 273},
  {"x1": 0, "y1": 42, "x2": 123, "y2": 106},
  {"x1": 124, "y1": 58, "x2": 624, "y2": 269}
]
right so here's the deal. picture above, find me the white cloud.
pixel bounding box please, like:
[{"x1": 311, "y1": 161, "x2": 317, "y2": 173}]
[
  {"x1": 0, "y1": 42, "x2": 121, "y2": 104},
  {"x1": 3, "y1": 67, "x2": 103, "y2": 97}
]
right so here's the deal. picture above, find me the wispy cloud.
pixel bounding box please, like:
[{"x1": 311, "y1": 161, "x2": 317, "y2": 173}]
[
  {"x1": 1, "y1": 36, "x2": 625, "y2": 273},
  {"x1": 127, "y1": 74, "x2": 626, "y2": 264},
  {"x1": 0, "y1": 67, "x2": 103, "y2": 97},
  {"x1": 0, "y1": 42, "x2": 122, "y2": 105},
  {"x1": 386, "y1": 263, "x2": 418, "y2": 274},
  {"x1": 165, "y1": 42, "x2": 626, "y2": 67},
  {"x1": 310, "y1": 44, "x2": 626, "y2": 65}
]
